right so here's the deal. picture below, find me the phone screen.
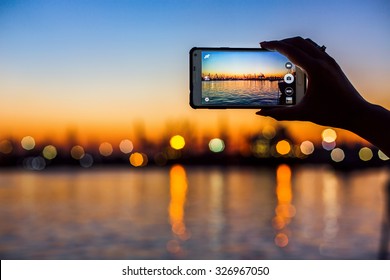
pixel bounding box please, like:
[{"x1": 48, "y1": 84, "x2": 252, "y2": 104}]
[{"x1": 199, "y1": 50, "x2": 297, "y2": 106}]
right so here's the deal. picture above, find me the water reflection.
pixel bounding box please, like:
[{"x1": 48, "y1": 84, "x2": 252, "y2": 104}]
[
  {"x1": 208, "y1": 170, "x2": 225, "y2": 257},
  {"x1": 273, "y1": 164, "x2": 296, "y2": 248},
  {"x1": 168, "y1": 165, "x2": 189, "y2": 256},
  {"x1": 0, "y1": 166, "x2": 387, "y2": 259},
  {"x1": 319, "y1": 172, "x2": 340, "y2": 256}
]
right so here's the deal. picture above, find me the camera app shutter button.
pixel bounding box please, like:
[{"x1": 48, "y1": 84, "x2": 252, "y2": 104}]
[{"x1": 284, "y1": 74, "x2": 294, "y2": 84}]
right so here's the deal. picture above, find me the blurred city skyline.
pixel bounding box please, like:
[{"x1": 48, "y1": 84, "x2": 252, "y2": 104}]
[{"x1": 1, "y1": 0, "x2": 389, "y2": 148}]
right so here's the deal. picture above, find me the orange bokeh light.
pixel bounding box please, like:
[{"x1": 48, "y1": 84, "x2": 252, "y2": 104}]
[{"x1": 276, "y1": 140, "x2": 291, "y2": 155}]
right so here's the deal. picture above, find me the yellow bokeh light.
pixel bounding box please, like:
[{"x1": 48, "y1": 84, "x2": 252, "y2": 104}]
[
  {"x1": 99, "y1": 142, "x2": 113, "y2": 157},
  {"x1": 119, "y1": 139, "x2": 133, "y2": 154},
  {"x1": 170, "y1": 135, "x2": 185, "y2": 150},
  {"x1": 209, "y1": 138, "x2": 225, "y2": 153},
  {"x1": 0, "y1": 139, "x2": 13, "y2": 154},
  {"x1": 300, "y1": 140, "x2": 314, "y2": 155},
  {"x1": 378, "y1": 150, "x2": 389, "y2": 161},
  {"x1": 251, "y1": 140, "x2": 270, "y2": 158},
  {"x1": 70, "y1": 145, "x2": 85, "y2": 160},
  {"x1": 359, "y1": 147, "x2": 373, "y2": 161},
  {"x1": 276, "y1": 140, "x2": 291, "y2": 155},
  {"x1": 42, "y1": 145, "x2": 57, "y2": 160},
  {"x1": 129, "y1": 152, "x2": 147, "y2": 167},
  {"x1": 322, "y1": 128, "x2": 337, "y2": 143},
  {"x1": 21, "y1": 136, "x2": 35, "y2": 150}
]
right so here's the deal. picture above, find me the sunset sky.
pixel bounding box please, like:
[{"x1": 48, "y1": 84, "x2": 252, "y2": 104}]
[
  {"x1": 1, "y1": 0, "x2": 389, "y2": 145},
  {"x1": 201, "y1": 50, "x2": 290, "y2": 77}
]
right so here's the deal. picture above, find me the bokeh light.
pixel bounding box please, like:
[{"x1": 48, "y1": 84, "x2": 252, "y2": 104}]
[
  {"x1": 251, "y1": 139, "x2": 270, "y2": 158},
  {"x1": 129, "y1": 152, "x2": 148, "y2": 167},
  {"x1": 322, "y1": 140, "x2": 336, "y2": 151},
  {"x1": 273, "y1": 164, "x2": 294, "y2": 245},
  {"x1": 70, "y1": 145, "x2": 85, "y2": 160},
  {"x1": 169, "y1": 165, "x2": 189, "y2": 241},
  {"x1": 208, "y1": 138, "x2": 225, "y2": 153},
  {"x1": 99, "y1": 142, "x2": 113, "y2": 157},
  {"x1": 119, "y1": 139, "x2": 133, "y2": 154},
  {"x1": 322, "y1": 128, "x2": 337, "y2": 143},
  {"x1": 300, "y1": 140, "x2": 314, "y2": 155},
  {"x1": 80, "y1": 153, "x2": 94, "y2": 168},
  {"x1": 262, "y1": 125, "x2": 276, "y2": 139},
  {"x1": 0, "y1": 139, "x2": 13, "y2": 154},
  {"x1": 166, "y1": 239, "x2": 182, "y2": 255},
  {"x1": 378, "y1": 150, "x2": 389, "y2": 161},
  {"x1": 24, "y1": 156, "x2": 46, "y2": 171},
  {"x1": 330, "y1": 148, "x2": 345, "y2": 162},
  {"x1": 274, "y1": 233, "x2": 289, "y2": 248},
  {"x1": 21, "y1": 136, "x2": 35, "y2": 150},
  {"x1": 359, "y1": 147, "x2": 373, "y2": 161},
  {"x1": 272, "y1": 216, "x2": 285, "y2": 230},
  {"x1": 276, "y1": 140, "x2": 291, "y2": 155},
  {"x1": 32, "y1": 156, "x2": 46, "y2": 170},
  {"x1": 165, "y1": 147, "x2": 181, "y2": 160},
  {"x1": 42, "y1": 145, "x2": 57, "y2": 160},
  {"x1": 170, "y1": 135, "x2": 185, "y2": 150}
]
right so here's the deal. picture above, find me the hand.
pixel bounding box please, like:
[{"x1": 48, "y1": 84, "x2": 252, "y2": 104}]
[
  {"x1": 256, "y1": 36, "x2": 390, "y2": 156},
  {"x1": 257, "y1": 36, "x2": 367, "y2": 129}
]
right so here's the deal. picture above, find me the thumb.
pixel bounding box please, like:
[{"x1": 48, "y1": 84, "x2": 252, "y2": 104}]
[{"x1": 256, "y1": 107, "x2": 301, "y2": 121}]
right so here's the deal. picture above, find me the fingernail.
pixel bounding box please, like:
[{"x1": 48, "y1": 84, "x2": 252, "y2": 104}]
[{"x1": 260, "y1": 41, "x2": 272, "y2": 49}]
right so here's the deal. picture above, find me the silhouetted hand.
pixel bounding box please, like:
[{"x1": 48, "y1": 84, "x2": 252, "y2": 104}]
[{"x1": 257, "y1": 36, "x2": 390, "y2": 156}]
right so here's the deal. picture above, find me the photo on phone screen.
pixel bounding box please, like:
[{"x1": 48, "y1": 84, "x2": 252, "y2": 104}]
[{"x1": 190, "y1": 48, "x2": 305, "y2": 108}]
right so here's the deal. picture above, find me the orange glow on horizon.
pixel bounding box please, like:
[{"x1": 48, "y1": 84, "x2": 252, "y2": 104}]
[{"x1": 0, "y1": 108, "x2": 373, "y2": 152}]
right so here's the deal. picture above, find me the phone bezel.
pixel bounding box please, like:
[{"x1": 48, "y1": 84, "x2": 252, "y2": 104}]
[{"x1": 189, "y1": 47, "x2": 306, "y2": 109}]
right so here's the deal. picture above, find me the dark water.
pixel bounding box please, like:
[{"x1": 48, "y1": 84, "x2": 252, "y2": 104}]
[
  {"x1": 0, "y1": 165, "x2": 388, "y2": 259},
  {"x1": 202, "y1": 80, "x2": 279, "y2": 105}
]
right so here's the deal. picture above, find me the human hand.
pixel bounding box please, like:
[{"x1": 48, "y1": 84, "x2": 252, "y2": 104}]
[{"x1": 256, "y1": 36, "x2": 367, "y2": 130}]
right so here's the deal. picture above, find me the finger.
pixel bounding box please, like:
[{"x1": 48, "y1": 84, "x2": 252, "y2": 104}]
[
  {"x1": 260, "y1": 40, "x2": 313, "y2": 71},
  {"x1": 305, "y1": 38, "x2": 326, "y2": 52},
  {"x1": 256, "y1": 106, "x2": 302, "y2": 121},
  {"x1": 283, "y1": 37, "x2": 327, "y2": 58}
]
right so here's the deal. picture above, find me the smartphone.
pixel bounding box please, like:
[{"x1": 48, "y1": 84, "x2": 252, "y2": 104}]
[{"x1": 190, "y1": 47, "x2": 306, "y2": 108}]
